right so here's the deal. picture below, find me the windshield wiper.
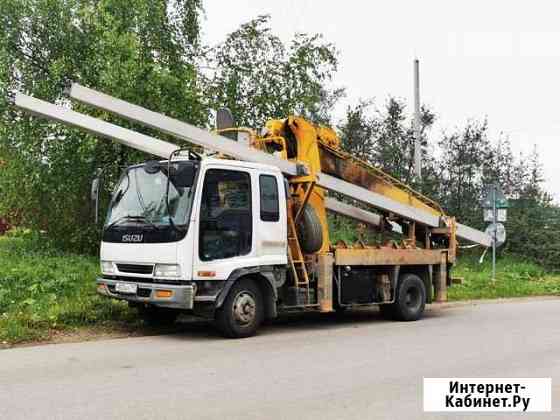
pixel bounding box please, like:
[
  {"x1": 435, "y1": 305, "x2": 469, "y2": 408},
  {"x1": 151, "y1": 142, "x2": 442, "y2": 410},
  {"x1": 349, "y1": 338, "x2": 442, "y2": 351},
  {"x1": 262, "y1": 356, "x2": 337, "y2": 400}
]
[
  {"x1": 106, "y1": 215, "x2": 160, "y2": 230},
  {"x1": 110, "y1": 170, "x2": 131, "y2": 209}
]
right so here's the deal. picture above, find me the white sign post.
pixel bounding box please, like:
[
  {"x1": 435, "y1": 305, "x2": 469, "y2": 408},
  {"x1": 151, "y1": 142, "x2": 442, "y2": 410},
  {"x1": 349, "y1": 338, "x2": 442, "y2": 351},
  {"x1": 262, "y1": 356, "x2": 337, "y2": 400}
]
[{"x1": 482, "y1": 184, "x2": 508, "y2": 281}]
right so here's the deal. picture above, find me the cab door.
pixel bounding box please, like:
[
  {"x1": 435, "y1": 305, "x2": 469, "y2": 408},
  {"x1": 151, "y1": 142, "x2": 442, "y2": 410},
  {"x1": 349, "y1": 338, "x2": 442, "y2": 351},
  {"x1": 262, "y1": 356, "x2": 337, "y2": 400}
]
[
  {"x1": 191, "y1": 166, "x2": 287, "y2": 282},
  {"x1": 192, "y1": 165, "x2": 257, "y2": 281},
  {"x1": 255, "y1": 172, "x2": 287, "y2": 265}
]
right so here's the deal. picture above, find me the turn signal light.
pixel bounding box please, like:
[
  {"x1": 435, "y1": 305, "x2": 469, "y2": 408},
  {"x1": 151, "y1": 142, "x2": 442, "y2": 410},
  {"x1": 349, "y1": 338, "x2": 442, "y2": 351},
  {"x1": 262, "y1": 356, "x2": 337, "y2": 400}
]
[
  {"x1": 155, "y1": 290, "x2": 173, "y2": 298},
  {"x1": 197, "y1": 271, "x2": 216, "y2": 278}
]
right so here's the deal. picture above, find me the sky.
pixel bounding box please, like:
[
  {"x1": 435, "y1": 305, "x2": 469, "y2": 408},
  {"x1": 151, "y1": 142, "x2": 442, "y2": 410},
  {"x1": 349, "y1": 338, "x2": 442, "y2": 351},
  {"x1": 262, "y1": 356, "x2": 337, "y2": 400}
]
[{"x1": 202, "y1": 0, "x2": 560, "y2": 199}]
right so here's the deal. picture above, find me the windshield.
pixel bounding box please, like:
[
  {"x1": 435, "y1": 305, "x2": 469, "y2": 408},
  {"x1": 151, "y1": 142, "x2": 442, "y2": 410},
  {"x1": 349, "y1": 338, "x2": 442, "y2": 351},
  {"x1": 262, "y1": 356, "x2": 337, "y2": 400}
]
[{"x1": 104, "y1": 162, "x2": 197, "y2": 229}]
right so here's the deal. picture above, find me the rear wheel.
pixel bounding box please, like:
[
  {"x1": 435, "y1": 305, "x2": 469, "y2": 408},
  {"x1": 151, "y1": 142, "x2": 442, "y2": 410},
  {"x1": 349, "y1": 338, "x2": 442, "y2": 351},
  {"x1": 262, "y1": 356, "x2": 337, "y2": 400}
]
[
  {"x1": 383, "y1": 273, "x2": 426, "y2": 321},
  {"x1": 215, "y1": 278, "x2": 264, "y2": 338}
]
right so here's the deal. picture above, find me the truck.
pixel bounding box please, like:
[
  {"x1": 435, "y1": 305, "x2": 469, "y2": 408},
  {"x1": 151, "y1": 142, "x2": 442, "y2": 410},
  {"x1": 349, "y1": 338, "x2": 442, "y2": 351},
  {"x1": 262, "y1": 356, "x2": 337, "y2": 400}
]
[{"x1": 11, "y1": 85, "x2": 491, "y2": 338}]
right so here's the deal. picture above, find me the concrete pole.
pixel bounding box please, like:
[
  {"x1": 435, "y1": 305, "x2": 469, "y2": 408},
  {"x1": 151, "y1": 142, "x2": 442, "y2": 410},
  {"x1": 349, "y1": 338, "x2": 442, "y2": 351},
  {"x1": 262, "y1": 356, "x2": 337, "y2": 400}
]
[
  {"x1": 492, "y1": 184, "x2": 497, "y2": 282},
  {"x1": 413, "y1": 58, "x2": 422, "y2": 180}
]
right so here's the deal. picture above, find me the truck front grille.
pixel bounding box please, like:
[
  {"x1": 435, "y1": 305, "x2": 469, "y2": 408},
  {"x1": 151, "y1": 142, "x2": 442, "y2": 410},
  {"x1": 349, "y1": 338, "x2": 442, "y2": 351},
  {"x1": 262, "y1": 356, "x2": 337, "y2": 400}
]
[
  {"x1": 103, "y1": 275, "x2": 185, "y2": 285},
  {"x1": 116, "y1": 263, "x2": 154, "y2": 275}
]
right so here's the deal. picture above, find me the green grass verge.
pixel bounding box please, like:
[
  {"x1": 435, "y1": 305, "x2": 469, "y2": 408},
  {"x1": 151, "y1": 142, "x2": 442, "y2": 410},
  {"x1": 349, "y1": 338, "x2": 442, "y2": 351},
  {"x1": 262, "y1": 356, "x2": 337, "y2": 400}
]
[
  {"x1": 1, "y1": 232, "x2": 559, "y2": 345},
  {"x1": 449, "y1": 253, "x2": 560, "y2": 300},
  {"x1": 0, "y1": 232, "x2": 138, "y2": 344}
]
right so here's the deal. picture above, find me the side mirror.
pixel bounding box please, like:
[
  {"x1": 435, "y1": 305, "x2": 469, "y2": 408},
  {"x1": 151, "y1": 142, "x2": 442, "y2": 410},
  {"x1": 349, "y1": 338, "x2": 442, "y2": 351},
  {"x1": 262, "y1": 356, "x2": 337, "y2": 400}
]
[
  {"x1": 216, "y1": 107, "x2": 237, "y2": 141},
  {"x1": 91, "y1": 174, "x2": 102, "y2": 224}
]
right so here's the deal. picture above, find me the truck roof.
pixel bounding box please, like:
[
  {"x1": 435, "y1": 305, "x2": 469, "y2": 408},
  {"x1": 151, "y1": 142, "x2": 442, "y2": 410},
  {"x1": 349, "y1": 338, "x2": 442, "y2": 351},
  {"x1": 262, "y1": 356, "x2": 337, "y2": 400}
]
[{"x1": 171, "y1": 156, "x2": 283, "y2": 174}]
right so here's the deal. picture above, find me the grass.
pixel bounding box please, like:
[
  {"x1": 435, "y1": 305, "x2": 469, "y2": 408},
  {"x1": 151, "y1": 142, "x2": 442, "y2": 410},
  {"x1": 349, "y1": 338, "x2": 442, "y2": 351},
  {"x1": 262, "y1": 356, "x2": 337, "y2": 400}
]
[
  {"x1": 0, "y1": 231, "x2": 138, "y2": 344},
  {"x1": 449, "y1": 253, "x2": 560, "y2": 300},
  {"x1": 1, "y1": 230, "x2": 559, "y2": 345}
]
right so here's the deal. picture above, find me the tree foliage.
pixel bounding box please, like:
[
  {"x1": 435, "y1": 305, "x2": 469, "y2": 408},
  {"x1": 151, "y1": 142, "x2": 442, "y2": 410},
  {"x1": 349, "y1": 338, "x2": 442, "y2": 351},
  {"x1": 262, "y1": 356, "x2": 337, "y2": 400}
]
[
  {"x1": 205, "y1": 15, "x2": 343, "y2": 128},
  {"x1": 338, "y1": 98, "x2": 435, "y2": 187},
  {"x1": 0, "y1": 0, "x2": 207, "y2": 252}
]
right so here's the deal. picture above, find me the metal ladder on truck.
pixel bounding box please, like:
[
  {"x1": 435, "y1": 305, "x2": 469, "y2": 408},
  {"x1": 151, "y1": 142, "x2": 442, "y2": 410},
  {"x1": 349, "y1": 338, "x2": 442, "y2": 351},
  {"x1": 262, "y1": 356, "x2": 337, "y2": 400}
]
[{"x1": 286, "y1": 199, "x2": 311, "y2": 305}]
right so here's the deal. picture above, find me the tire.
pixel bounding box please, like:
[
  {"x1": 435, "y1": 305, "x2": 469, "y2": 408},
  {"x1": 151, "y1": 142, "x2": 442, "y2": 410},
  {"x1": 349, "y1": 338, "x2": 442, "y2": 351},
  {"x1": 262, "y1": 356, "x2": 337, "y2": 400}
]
[
  {"x1": 385, "y1": 273, "x2": 426, "y2": 321},
  {"x1": 137, "y1": 305, "x2": 178, "y2": 325},
  {"x1": 215, "y1": 278, "x2": 264, "y2": 338},
  {"x1": 296, "y1": 204, "x2": 323, "y2": 254}
]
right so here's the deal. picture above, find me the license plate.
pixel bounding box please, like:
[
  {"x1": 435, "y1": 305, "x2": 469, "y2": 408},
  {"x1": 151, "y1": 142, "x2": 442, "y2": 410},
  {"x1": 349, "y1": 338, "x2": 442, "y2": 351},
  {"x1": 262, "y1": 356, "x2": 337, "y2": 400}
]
[{"x1": 115, "y1": 282, "x2": 138, "y2": 294}]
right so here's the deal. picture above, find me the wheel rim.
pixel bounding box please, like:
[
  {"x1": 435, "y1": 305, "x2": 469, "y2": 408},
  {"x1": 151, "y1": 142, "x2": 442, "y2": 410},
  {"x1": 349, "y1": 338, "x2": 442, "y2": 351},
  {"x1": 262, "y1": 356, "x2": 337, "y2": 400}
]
[
  {"x1": 404, "y1": 286, "x2": 421, "y2": 310},
  {"x1": 232, "y1": 291, "x2": 257, "y2": 326}
]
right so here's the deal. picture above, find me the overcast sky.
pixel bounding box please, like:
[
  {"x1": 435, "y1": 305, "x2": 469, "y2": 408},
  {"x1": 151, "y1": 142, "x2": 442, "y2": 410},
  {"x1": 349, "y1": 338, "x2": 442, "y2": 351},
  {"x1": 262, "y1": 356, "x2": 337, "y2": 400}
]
[{"x1": 203, "y1": 0, "x2": 560, "y2": 199}]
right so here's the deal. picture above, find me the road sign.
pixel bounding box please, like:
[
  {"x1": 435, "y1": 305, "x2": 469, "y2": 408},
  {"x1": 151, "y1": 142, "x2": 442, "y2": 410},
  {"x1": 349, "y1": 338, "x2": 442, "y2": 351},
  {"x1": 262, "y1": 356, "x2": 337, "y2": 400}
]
[
  {"x1": 482, "y1": 185, "x2": 508, "y2": 209},
  {"x1": 485, "y1": 223, "x2": 506, "y2": 247},
  {"x1": 484, "y1": 208, "x2": 507, "y2": 222},
  {"x1": 482, "y1": 184, "x2": 508, "y2": 281}
]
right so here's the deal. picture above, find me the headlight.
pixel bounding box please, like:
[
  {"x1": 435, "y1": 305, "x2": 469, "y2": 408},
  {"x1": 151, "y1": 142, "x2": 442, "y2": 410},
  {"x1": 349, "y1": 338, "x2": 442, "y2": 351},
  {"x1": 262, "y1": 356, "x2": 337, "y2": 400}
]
[
  {"x1": 101, "y1": 260, "x2": 115, "y2": 274},
  {"x1": 154, "y1": 264, "x2": 181, "y2": 278}
]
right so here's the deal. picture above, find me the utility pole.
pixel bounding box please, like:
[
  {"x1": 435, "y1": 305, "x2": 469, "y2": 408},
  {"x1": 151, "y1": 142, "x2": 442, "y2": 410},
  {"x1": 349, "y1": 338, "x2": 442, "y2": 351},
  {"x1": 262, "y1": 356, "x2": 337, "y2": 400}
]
[
  {"x1": 413, "y1": 58, "x2": 422, "y2": 180},
  {"x1": 492, "y1": 184, "x2": 497, "y2": 282}
]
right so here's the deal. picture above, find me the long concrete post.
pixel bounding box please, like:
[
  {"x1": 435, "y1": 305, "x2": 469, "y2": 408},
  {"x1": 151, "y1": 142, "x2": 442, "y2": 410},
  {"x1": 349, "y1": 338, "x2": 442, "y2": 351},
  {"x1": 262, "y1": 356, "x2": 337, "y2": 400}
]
[{"x1": 413, "y1": 58, "x2": 422, "y2": 180}]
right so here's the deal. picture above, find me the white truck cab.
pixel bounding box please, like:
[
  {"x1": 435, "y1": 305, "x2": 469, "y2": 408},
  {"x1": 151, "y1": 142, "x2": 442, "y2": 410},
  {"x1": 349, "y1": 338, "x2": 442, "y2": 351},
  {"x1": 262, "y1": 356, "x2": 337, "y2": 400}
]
[{"x1": 97, "y1": 157, "x2": 288, "y2": 336}]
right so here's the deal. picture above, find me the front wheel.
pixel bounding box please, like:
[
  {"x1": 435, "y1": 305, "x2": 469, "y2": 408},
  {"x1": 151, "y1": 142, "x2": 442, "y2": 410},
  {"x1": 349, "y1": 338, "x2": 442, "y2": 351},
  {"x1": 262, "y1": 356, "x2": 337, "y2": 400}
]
[
  {"x1": 215, "y1": 278, "x2": 263, "y2": 338},
  {"x1": 382, "y1": 273, "x2": 426, "y2": 321}
]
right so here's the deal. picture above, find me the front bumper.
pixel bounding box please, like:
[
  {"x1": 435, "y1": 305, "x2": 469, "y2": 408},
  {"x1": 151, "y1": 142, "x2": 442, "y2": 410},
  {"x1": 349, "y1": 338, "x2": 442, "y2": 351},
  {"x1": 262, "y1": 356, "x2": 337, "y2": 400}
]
[{"x1": 96, "y1": 277, "x2": 195, "y2": 310}]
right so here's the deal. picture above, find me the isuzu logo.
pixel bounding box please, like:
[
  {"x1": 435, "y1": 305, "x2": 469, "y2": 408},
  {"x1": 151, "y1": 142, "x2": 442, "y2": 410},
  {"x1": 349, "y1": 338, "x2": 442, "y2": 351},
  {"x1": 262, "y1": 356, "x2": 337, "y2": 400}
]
[{"x1": 121, "y1": 234, "x2": 143, "y2": 243}]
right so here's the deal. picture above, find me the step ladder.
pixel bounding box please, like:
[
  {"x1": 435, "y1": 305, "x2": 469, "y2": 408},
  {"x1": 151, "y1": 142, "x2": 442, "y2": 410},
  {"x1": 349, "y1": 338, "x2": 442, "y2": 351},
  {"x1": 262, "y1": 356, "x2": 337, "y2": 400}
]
[{"x1": 287, "y1": 201, "x2": 311, "y2": 304}]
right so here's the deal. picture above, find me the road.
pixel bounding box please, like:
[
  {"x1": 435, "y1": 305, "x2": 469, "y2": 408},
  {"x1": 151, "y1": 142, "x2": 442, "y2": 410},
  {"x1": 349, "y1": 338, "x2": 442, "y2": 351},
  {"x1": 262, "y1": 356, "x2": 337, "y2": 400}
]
[{"x1": 1, "y1": 298, "x2": 558, "y2": 420}]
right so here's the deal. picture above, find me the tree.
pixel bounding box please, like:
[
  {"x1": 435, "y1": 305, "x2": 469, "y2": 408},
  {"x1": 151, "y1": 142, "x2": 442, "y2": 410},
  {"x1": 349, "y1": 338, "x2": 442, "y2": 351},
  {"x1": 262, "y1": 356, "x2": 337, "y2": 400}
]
[
  {"x1": 337, "y1": 100, "x2": 379, "y2": 161},
  {"x1": 436, "y1": 120, "x2": 491, "y2": 228},
  {"x1": 0, "y1": 0, "x2": 207, "y2": 251},
  {"x1": 502, "y1": 147, "x2": 560, "y2": 266},
  {"x1": 204, "y1": 15, "x2": 343, "y2": 129},
  {"x1": 338, "y1": 97, "x2": 435, "y2": 187}
]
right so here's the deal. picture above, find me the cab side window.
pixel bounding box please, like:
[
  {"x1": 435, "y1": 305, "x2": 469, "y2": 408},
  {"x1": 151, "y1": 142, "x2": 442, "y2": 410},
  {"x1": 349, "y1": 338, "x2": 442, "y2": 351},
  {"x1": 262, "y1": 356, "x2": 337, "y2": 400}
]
[
  {"x1": 199, "y1": 169, "x2": 252, "y2": 261},
  {"x1": 259, "y1": 175, "x2": 279, "y2": 222}
]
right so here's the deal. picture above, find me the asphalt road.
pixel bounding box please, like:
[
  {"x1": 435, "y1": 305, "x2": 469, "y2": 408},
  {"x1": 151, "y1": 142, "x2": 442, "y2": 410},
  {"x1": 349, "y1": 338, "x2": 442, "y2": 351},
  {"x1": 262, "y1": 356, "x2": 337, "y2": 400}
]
[{"x1": 1, "y1": 298, "x2": 559, "y2": 420}]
